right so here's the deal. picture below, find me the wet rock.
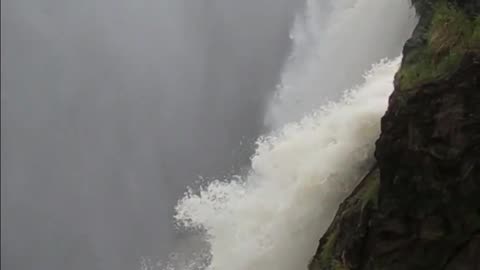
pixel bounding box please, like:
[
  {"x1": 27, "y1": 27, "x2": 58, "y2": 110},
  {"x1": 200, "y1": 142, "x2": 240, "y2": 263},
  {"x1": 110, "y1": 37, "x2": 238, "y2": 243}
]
[{"x1": 309, "y1": 1, "x2": 480, "y2": 269}]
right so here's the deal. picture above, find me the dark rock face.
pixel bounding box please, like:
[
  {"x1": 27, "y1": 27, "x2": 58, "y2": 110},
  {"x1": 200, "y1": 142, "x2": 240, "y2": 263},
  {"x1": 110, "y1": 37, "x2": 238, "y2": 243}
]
[
  {"x1": 309, "y1": 1, "x2": 480, "y2": 269},
  {"x1": 369, "y1": 53, "x2": 480, "y2": 270}
]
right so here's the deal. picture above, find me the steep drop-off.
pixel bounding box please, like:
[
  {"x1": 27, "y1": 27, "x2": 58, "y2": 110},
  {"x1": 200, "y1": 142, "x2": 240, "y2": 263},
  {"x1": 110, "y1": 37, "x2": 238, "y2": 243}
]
[{"x1": 309, "y1": 0, "x2": 480, "y2": 269}]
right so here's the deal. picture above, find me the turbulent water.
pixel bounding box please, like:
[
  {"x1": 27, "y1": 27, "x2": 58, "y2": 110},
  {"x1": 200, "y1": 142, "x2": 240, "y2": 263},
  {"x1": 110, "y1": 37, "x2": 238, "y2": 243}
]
[
  {"x1": 174, "y1": 57, "x2": 401, "y2": 270},
  {"x1": 3, "y1": 0, "x2": 417, "y2": 269},
  {"x1": 266, "y1": 0, "x2": 417, "y2": 127},
  {"x1": 159, "y1": 0, "x2": 418, "y2": 269}
]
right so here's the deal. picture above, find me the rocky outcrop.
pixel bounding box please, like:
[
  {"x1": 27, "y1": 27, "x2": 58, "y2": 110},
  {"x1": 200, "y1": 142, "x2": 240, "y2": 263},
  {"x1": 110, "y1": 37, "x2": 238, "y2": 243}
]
[{"x1": 309, "y1": 1, "x2": 480, "y2": 269}]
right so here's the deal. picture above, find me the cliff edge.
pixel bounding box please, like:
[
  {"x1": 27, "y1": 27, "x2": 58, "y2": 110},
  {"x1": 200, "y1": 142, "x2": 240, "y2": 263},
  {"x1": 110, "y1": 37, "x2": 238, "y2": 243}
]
[{"x1": 309, "y1": 0, "x2": 480, "y2": 269}]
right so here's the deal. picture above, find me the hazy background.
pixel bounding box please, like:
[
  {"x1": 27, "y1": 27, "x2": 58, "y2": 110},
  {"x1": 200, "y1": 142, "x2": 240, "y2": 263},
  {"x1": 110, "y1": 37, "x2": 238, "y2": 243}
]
[{"x1": 1, "y1": 0, "x2": 302, "y2": 269}]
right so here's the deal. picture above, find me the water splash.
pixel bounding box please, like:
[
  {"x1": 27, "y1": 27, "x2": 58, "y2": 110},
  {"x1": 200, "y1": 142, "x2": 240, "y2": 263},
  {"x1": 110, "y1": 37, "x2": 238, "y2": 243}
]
[
  {"x1": 174, "y1": 57, "x2": 402, "y2": 270},
  {"x1": 266, "y1": 0, "x2": 416, "y2": 127},
  {"x1": 160, "y1": 0, "x2": 417, "y2": 269}
]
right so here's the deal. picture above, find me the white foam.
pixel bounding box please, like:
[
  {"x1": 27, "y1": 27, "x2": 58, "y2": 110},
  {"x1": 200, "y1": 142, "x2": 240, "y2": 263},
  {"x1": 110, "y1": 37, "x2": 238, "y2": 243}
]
[
  {"x1": 175, "y1": 57, "x2": 402, "y2": 270},
  {"x1": 162, "y1": 0, "x2": 417, "y2": 269},
  {"x1": 266, "y1": 0, "x2": 416, "y2": 127}
]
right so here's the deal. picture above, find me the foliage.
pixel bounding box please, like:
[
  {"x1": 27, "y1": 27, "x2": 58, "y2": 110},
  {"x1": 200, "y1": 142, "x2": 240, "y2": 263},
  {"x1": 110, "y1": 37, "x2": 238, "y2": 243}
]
[
  {"x1": 358, "y1": 169, "x2": 380, "y2": 210},
  {"x1": 319, "y1": 230, "x2": 338, "y2": 268},
  {"x1": 397, "y1": 1, "x2": 479, "y2": 89},
  {"x1": 471, "y1": 16, "x2": 480, "y2": 48}
]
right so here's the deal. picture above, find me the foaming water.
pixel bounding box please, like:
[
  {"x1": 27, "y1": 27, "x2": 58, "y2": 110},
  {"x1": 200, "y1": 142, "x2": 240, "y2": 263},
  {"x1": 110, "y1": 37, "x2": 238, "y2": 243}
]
[
  {"x1": 159, "y1": 0, "x2": 418, "y2": 269},
  {"x1": 266, "y1": 0, "x2": 417, "y2": 128},
  {"x1": 174, "y1": 57, "x2": 401, "y2": 270}
]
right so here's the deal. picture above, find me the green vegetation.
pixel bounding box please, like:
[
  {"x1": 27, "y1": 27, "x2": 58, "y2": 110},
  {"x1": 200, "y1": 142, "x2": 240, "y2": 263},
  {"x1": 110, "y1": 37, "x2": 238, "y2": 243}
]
[
  {"x1": 319, "y1": 230, "x2": 339, "y2": 267},
  {"x1": 312, "y1": 169, "x2": 379, "y2": 270},
  {"x1": 313, "y1": 229, "x2": 349, "y2": 270},
  {"x1": 429, "y1": 2, "x2": 473, "y2": 53},
  {"x1": 332, "y1": 260, "x2": 350, "y2": 270},
  {"x1": 358, "y1": 169, "x2": 380, "y2": 210},
  {"x1": 397, "y1": 1, "x2": 480, "y2": 89},
  {"x1": 472, "y1": 16, "x2": 480, "y2": 46}
]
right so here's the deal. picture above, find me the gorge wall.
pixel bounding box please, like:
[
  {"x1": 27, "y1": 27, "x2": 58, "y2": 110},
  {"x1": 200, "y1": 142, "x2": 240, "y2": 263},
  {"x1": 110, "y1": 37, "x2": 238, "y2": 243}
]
[{"x1": 309, "y1": 0, "x2": 480, "y2": 269}]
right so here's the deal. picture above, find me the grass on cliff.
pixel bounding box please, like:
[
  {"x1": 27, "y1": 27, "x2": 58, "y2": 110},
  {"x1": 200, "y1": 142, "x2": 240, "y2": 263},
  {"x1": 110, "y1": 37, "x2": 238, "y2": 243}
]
[
  {"x1": 316, "y1": 230, "x2": 349, "y2": 270},
  {"x1": 358, "y1": 169, "x2": 380, "y2": 210},
  {"x1": 397, "y1": 1, "x2": 480, "y2": 89},
  {"x1": 473, "y1": 16, "x2": 480, "y2": 45},
  {"x1": 312, "y1": 169, "x2": 379, "y2": 270}
]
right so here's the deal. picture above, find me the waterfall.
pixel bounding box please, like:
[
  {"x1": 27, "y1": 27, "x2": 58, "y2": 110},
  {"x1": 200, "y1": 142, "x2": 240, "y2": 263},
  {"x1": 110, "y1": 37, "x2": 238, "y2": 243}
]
[{"x1": 161, "y1": 0, "x2": 417, "y2": 269}]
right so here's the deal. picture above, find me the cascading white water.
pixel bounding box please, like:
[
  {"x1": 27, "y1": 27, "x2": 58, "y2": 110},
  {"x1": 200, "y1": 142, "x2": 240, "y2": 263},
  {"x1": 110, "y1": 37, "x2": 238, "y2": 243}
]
[
  {"x1": 174, "y1": 57, "x2": 399, "y2": 270},
  {"x1": 266, "y1": 0, "x2": 417, "y2": 128},
  {"x1": 164, "y1": 0, "x2": 417, "y2": 270}
]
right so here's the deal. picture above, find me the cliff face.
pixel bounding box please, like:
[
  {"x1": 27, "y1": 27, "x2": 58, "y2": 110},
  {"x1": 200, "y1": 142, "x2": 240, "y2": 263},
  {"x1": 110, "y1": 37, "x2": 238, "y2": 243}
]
[{"x1": 309, "y1": 1, "x2": 480, "y2": 269}]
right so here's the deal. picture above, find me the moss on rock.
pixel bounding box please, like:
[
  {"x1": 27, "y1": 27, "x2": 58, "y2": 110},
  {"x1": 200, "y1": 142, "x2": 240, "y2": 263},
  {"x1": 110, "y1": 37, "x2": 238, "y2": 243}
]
[
  {"x1": 357, "y1": 169, "x2": 380, "y2": 210},
  {"x1": 309, "y1": 1, "x2": 480, "y2": 269},
  {"x1": 309, "y1": 167, "x2": 380, "y2": 270},
  {"x1": 396, "y1": 1, "x2": 479, "y2": 89}
]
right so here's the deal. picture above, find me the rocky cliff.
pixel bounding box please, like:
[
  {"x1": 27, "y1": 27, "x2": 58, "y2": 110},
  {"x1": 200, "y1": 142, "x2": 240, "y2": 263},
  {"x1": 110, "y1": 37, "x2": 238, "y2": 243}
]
[{"x1": 309, "y1": 0, "x2": 480, "y2": 269}]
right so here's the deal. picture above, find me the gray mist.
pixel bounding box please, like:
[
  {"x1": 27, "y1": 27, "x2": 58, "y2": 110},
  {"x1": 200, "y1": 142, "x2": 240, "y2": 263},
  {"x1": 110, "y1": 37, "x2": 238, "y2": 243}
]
[{"x1": 1, "y1": 0, "x2": 302, "y2": 269}]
